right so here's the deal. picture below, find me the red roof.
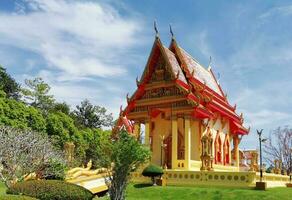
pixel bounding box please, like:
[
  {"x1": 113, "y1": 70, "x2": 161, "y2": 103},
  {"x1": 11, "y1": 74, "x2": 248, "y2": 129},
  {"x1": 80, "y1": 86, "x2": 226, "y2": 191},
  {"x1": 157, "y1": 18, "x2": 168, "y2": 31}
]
[{"x1": 115, "y1": 36, "x2": 249, "y2": 136}]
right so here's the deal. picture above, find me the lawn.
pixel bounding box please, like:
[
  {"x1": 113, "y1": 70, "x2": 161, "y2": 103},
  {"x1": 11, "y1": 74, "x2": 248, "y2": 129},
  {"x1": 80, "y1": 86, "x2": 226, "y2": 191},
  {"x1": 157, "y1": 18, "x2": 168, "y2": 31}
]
[
  {"x1": 119, "y1": 184, "x2": 292, "y2": 200},
  {"x1": 0, "y1": 182, "x2": 5, "y2": 195},
  {"x1": 2, "y1": 181, "x2": 292, "y2": 200}
]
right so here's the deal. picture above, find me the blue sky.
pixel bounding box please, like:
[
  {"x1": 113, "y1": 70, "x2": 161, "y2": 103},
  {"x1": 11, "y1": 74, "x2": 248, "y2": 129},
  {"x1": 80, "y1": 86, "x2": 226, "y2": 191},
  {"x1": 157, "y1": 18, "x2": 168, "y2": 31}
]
[{"x1": 0, "y1": 0, "x2": 291, "y2": 149}]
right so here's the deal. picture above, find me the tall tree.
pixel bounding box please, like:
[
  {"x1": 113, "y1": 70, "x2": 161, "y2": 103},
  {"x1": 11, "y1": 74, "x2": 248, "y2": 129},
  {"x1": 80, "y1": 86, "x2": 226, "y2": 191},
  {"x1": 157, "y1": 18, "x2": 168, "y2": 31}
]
[
  {"x1": 0, "y1": 66, "x2": 21, "y2": 100},
  {"x1": 22, "y1": 77, "x2": 55, "y2": 112},
  {"x1": 263, "y1": 126, "x2": 292, "y2": 173},
  {"x1": 73, "y1": 99, "x2": 113, "y2": 129},
  {"x1": 52, "y1": 102, "x2": 70, "y2": 115},
  {"x1": 96, "y1": 130, "x2": 150, "y2": 200}
]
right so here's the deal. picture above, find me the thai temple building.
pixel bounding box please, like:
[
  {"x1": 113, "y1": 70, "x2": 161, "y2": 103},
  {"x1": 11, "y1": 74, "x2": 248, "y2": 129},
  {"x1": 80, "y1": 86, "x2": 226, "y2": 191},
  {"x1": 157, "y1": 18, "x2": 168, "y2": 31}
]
[
  {"x1": 115, "y1": 30, "x2": 250, "y2": 172},
  {"x1": 67, "y1": 28, "x2": 290, "y2": 191}
]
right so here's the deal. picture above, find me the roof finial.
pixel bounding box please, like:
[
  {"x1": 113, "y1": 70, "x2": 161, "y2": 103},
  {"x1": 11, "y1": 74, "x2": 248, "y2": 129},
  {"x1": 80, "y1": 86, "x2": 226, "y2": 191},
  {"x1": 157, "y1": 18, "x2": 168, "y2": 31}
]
[
  {"x1": 154, "y1": 20, "x2": 159, "y2": 37},
  {"x1": 217, "y1": 72, "x2": 221, "y2": 85},
  {"x1": 169, "y1": 24, "x2": 174, "y2": 39},
  {"x1": 208, "y1": 56, "x2": 212, "y2": 70}
]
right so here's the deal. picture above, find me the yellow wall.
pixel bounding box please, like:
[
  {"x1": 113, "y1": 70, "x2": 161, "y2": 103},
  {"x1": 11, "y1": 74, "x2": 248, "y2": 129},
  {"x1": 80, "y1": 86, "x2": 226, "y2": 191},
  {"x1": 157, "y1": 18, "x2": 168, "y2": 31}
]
[
  {"x1": 149, "y1": 111, "x2": 236, "y2": 171},
  {"x1": 131, "y1": 170, "x2": 290, "y2": 188},
  {"x1": 151, "y1": 114, "x2": 171, "y2": 166},
  {"x1": 190, "y1": 120, "x2": 200, "y2": 160}
]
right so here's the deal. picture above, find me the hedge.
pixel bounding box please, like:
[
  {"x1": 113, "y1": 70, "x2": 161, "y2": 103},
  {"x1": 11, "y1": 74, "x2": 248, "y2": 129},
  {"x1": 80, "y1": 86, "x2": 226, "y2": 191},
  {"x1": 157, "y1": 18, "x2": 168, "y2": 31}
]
[
  {"x1": 0, "y1": 195, "x2": 37, "y2": 200},
  {"x1": 7, "y1": 180, "x2": 94, "y2": 200},
  {"x1": 142, "y1": 164, "x2": 164, "y2": 178}
]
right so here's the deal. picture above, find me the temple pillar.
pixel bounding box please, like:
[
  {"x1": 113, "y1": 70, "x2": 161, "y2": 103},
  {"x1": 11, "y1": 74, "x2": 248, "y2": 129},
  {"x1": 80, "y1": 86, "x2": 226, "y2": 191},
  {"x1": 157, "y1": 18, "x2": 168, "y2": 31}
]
[
  {"x1": 233, "y1": 135, "x2": 240, "y2": 170},
  {"x1": 171, "y1": 116, "x2": 178, "y2": 169},
  {"x1": 133, "y1": 122, "x2": 140, "y2": 141},
  {"x1": 145, "y1": 120, "x2": 150, "y2": 146},
  {"x1": 184, "y1": 116, "x2": 191, "y2": 170}
]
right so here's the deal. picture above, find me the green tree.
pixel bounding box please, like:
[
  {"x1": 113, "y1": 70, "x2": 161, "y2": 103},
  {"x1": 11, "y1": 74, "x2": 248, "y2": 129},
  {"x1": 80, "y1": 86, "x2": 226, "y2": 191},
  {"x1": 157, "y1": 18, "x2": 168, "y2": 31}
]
[
  {"x1": 0, "y1": 126, "x2": 66, "y2": 188},
  {"x1": 97, "y1": 130, "x2": 150, "y2": 200},
  {"x1": 81, "y1": 128, "x2": 111, "y2": 167},
  {"x1": 0, "y1": 96, "x2": 46, "y2": 132},
  {"x1": 46, "y1": 112, "x2": 87, "y2": 164},
  {"x1": 22, "y1": 77, "x2": 55, "y2": 111},
  {"x1": 52, "y1": 102, "x2": 70, "y2": 115},
  {"x1": 0, "y1": 66, "x2": 21, "y2": 100},
  {"x1": 73, "y1": 99, "x2": 113, "y2": 129}
]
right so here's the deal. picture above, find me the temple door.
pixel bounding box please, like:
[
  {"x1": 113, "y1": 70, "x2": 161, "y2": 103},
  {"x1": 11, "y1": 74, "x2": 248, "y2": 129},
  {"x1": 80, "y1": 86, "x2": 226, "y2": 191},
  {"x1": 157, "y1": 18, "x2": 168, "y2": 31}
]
[{"x1": 164, "y1": 135, "x2": 172, "y2": 169}]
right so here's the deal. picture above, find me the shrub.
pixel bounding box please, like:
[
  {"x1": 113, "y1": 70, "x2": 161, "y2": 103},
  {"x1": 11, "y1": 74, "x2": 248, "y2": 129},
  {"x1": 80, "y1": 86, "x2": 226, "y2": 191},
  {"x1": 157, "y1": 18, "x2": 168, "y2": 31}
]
[
  {"x1": 41, "y1": 158, "x2": 67, "y2": 180},
  {"x1": 7, "y1": 180, "x2": 94, "y2": 200},
  {"x1": 0, "y1": 195, "x2": 37, "y2": 200},
  {"x1": 142, "y1": 164, "x2": 164, "y2": 185},
  {"x1": 0, "y1": 195, "x2": 36, "y2": 200}
]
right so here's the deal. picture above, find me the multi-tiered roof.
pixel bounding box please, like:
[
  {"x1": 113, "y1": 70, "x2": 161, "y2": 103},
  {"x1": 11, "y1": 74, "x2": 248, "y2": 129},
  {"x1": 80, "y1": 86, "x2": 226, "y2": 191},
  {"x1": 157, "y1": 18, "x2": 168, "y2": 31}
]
[{"x1": 115, "y1": 34, "x2": 249, "y2": 136}]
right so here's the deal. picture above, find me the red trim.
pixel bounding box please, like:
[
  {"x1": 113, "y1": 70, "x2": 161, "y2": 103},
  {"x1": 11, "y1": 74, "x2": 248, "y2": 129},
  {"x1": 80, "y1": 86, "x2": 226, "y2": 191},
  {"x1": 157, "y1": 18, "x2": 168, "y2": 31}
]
[
  {"x1": 207, "y1": 102, "x2": 240, "y2": 122},
  {"x1": 150, "y1": 109, "x2": 162, "y2": 118},
  {"x1": 230, "y1": 121, "x2": 249, "y2": 135},
  {"x1": 175, "y1": 79, "x2": 189, "y2": 91}
]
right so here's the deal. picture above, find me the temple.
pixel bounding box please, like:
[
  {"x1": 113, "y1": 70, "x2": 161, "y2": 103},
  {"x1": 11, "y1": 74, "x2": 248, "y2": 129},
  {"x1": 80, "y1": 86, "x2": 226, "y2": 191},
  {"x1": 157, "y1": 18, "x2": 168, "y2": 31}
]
[{"x1": 115, "y1": 32, "x2": 250, "y2": 172}]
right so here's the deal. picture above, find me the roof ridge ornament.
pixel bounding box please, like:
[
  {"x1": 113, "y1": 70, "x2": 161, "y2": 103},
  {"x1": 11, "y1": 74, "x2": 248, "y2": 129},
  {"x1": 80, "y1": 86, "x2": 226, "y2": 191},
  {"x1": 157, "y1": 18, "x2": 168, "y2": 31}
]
[
  {"x1": 217, "y1": 73, "x2": 221, "y2": 85},
  {"x1": 175, "y1": 71, "x2": 180, "y2": 79},
  {"x1": 208, "y1": 56, "x2": 212, "y2": 70},
  {"x1": 119, "y1": 105, "x2": 123, "y2": 116},
  {"x1": 136, "y1": 76, "x2": 140, "y2": 87},
  {"x1": 126, "y1": 93, "x2": 130, "y2": 103},
  {"x1": 169, "y1": 24, "x2": 174, "y2": 39},
  {"x1": 154, "y1": 20, "x2": 159, "y2": 38}
]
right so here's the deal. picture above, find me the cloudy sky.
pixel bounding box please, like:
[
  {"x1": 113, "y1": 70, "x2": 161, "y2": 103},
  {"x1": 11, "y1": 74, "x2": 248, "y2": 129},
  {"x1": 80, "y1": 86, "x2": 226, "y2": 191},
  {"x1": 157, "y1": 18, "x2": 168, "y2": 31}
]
[{"x1": 0, "y1": 0, "x2": 291, "y2": 149}]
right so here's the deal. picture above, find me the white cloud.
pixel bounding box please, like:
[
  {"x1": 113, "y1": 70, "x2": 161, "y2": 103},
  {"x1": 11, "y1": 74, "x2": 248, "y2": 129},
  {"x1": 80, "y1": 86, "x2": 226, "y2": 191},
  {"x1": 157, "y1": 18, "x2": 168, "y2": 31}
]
[
  {"x1": 259, "y1": 5, "x2": 292, "y2": 19},
  {"x1": 0, "y1": 0, "x2": 144, "y2": 78},
  {"x1": 0, "y1": 0, "x2": 146, "y2": 118}
]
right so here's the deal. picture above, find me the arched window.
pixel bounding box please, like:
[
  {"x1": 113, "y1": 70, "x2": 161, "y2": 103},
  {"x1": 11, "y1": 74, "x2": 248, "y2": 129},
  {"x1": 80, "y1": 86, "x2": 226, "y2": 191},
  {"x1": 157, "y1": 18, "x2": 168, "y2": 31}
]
[
  {"x1": 214, "y1": 131, "x2": 222, "y2": 164},
  {"x1": 223, "y1": 135, "x2": 230, "y2": 165}
]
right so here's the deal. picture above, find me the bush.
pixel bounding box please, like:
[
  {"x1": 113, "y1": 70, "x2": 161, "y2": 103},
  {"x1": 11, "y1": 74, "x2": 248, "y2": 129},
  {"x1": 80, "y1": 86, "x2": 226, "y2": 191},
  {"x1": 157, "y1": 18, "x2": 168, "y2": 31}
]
[
  {"x1": 41, "y1": 158, "x2": 67, "y2": 180},
  {"x1": 7, "y1": 180, "x2": 94, "y2": 200},
  {"x1": 0, "y1": 195, "x2": 37, "y2": 200},
  {"x1": 142, "y1": 164, "x2": 164, "y2": 185}
]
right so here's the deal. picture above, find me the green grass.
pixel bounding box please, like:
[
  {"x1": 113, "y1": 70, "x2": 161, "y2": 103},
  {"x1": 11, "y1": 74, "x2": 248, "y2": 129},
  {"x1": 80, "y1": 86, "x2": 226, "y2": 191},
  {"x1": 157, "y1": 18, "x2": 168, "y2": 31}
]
[
  {"x1": 101, "y1": 184, "x2": 292, "y2": 200},
  {"x1": 0, "y1": 182, "x2": 6, "y2": 195},
  {"x1": 2, "y1": 182, "x2": 292, "y2": 200}
]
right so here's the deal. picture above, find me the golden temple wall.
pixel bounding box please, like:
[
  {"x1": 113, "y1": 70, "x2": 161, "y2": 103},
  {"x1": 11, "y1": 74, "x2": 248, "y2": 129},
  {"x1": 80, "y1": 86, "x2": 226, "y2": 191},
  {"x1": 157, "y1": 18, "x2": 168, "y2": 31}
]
[
  {"x1": 131, "y1": 170, "x2": 290, "y2": 188},
  {"x1": 148, "y1": 111, "x2": 237, "y2": 171},
  {"x1": 151, "y1": 115, "x2": 171, "y2": 166}
]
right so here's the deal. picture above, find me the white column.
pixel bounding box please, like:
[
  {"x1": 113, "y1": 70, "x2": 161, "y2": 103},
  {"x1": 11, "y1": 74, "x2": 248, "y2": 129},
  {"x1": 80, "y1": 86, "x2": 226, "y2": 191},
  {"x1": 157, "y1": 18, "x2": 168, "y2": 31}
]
[
  {"x1": 171, "y1": 116, "x2": 178, "y2": 169},
  {"x1": 184, "y1": 116, "x2": 191, "y2": 170},
  {"x1": 144, "y1": 121, "x2": 150, "y2": 146}
]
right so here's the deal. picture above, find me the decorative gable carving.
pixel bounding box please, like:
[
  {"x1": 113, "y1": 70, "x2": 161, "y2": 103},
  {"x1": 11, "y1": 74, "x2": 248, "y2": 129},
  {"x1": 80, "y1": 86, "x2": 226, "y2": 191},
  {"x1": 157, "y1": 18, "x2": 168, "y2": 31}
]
[{"x1": 149, "y1": 56, "x2": 172, "y2": 83}]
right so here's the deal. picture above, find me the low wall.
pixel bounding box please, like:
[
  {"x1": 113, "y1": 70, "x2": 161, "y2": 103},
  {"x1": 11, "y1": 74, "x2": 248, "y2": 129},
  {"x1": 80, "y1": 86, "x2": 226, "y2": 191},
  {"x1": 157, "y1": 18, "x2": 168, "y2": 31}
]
[
  {"x1": 67, "y1": 173, "x2": 109, "y2": 194},
  {"x1": 131, "y1": 170, "x2": 290, "y2": 188},
  {"x1": 255, "y1": 173, "x2": 290, "y2": 188}
]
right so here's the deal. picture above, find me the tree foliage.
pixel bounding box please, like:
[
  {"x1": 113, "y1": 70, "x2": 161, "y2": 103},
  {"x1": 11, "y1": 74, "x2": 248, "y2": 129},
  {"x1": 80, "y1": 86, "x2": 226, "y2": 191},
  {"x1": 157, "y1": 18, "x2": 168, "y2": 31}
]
[
  {"x1": 0, "y1": 97, "x2": 46, "y2": 132},
  {"x1": 52, "y1": 102, "x2": 70, "y2": 115},
  {"x1": 263, "y1": 126, "x2": 292, "y2": 174},
  {"x1": 0, "y1": 66, "x2": 21, "y2": 100},
  {"x1": 22, "y1": 77, "x2": 55, "y2": 111},
  {"x1": 73, "y1": 99, "x2": 113, "y2": 129},
  {"x1": 0, "y1": 69, "x2": 116, "y2": 169},
  {"x1": 96, "y1": 130, "x2": 150, "y2": 200},
  {"x1": 0, "y1": 126, "x2": 66, "y2": 188},
  {"x1": 46, "y1": 111, "x2": 87, "y2": 163}
]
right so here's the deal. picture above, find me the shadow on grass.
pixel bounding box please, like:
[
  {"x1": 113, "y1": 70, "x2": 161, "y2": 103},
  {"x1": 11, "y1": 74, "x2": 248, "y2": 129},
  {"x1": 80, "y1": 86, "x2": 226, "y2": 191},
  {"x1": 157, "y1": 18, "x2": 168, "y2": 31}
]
[{"x1": 133, "y1": 184, "x2": 153, "y2": 188}]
